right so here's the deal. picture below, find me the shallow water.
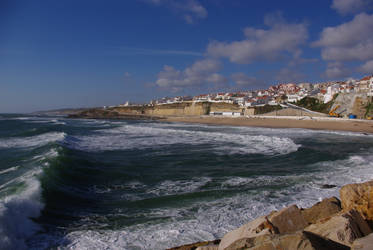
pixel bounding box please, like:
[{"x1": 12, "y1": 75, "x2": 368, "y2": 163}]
[{"x1": 0, "y1": 114, "x2": 372, "y2": 249}]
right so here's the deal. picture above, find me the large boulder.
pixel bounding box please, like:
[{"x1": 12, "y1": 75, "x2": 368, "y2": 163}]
[
  {"x1": 218, "y1": 205, "x2": 308, "y2": 250},
  {"x1": 218, "y1": 215, "x2": 276, "y2": 250},
  {"x1": 305, "y1": 209, "x2": 372, "y2": 246},
  {"x1": 301, "y1": 197, "x2": 342, "y2": 224},
  {"x1": 352, "y1": 232, "x2": 373, "y2": 250},
  {"x1": 247, "y1": 231, "x2": 349, "y2": 250},
  {"x1": 267, "y1": 205, "x2": 308, "y2": 234},
  {"x1": 340, "y1": 180, "x2": 373, "y2": 223}
]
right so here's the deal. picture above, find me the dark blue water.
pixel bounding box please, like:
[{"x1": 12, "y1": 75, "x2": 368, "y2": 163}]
[{"x1": 0, "y1": 114, "x2": 373, "y2": 249}]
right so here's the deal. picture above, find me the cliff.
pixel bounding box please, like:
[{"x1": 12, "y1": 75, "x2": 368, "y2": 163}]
[{"x1": 69, "y1": 102, "x2": 243, "y2": 119}]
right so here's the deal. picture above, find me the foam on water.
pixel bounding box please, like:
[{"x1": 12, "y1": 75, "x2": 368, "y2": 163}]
[
  {"x1": 0, "y1": 132, "x2": 66, "y2": 149},
  {"x1": 0, "y1": 149, "x2": 59, "y2": 250},
  {"x1": 66, "y1": 124, "x2": 300, "y2": 155},
  {"x1": 0, "y1": 166, "x2": 20, "y2": 175},
  {"x1": 147, "y1": 177, "x2": 212, "y2": 196},
  {"x1": 41, "y1": 150, "x2": 373, "y2": 250}
]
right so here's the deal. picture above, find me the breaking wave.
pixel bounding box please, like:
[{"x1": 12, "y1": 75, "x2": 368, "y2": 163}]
[{"x1": 0, "y1": 132, "x2": 66, "y2": 149}]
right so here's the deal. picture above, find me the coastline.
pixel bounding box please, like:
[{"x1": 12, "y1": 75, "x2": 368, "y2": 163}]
[{"x1": 164, "y1": 115, "x2": 373, "y2": 134}]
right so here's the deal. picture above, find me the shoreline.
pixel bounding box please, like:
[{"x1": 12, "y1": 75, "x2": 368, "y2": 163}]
[{"x1": 164, "y1": 115, "x2": 373, "y2": 134}]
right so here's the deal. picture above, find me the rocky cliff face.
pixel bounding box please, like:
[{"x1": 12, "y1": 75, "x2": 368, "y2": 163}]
[
  {"x1": 70, "y1": 102, "x2": 244, "y2": 119},
  {"x1": 331, "y1": 93, "x2": 371, "y2": 118}
]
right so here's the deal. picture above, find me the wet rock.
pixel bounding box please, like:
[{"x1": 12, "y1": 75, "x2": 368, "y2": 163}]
[
  {"x1": 305, "y1": 209, "x2": 372, "y2": 246},
  {"x1": 301, "y1": 197, "x2": 341, "y2": 224},
  {"x1": 340, "y1": 180, "x2": 373, "y2": 223}
]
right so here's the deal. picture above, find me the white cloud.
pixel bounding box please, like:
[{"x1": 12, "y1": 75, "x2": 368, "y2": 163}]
[
  {"x1": 275, "y1": 68, "x2": 305, "y2": 83},
  {"x1": 324, "y1": 62, "x2": 351, "y2": 79},
  {"x1": 154, "y1": 59, "x2": 227, "y2": 91},
  {"x1": 231, "y1": 72, "x2": 262, "y2": 87},
  {"x1": 359, "y1": 60, "x2": 373, "y2": 73},
  {"x1": 314, "y1": 13, "x2": 373, "y2": 77},
  {"x1": 143, "y1": 0, "x2": 207, "y2": 23},
  {"x1": 313, "y1": 13, "x2": 373, "y2": 62},
  {"x1": 206, "y1": 14, "x2": 308, "y2": 64},
  {"x1": 331, "y1": 0, "x2": 373, "y2": 15}
]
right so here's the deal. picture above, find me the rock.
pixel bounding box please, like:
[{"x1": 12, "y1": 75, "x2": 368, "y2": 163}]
[
  {"x1": 223, "y1": 235, "x2": 273, "y2": 250},
  {"x1": 321, "y1": 184, "x2": 337, "y2": 189},
  {"x1": 267, "y1": 205, "x2": 308, "y2": 234},
  {"x1": 195, "y1": 245, "x2": 219, "y2": 250},
  {"x1": 340, "y1": 180, "x2": 373, "y2": 223},
  {"x1": 352, "y1": 232, "x2": 373, "y2": 250},
  {"x1": 305, "y1": 209, "x2": 372, "y2": 246},
  {"x1": 168, "y1": 240, "x2": 220, "y2": 250},
  {"x1": 218, "y1": 216, "x2": 276, "y2": 250},
  {"x1": 247, "y1": 231, "x2": 349, "y2": 250},
  {"x1": 301, "y1": 197, "x2": 342, "y2": 224}
]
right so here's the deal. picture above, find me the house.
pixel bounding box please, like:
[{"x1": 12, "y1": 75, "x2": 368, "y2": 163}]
[
  {"x1": 359, "y1": 75, "x2": 373, "y2": 96},
  {"x1": 323, "y1": 84, "x2": 340, "y2": 103}
]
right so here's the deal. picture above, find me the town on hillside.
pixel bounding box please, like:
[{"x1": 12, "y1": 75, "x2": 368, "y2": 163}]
[{"x1": 112, "y1": 75, "x2": 373, "y2": 119}]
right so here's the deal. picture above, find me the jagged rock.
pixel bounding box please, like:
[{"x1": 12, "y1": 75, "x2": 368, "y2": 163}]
[
  {"x1": 168, "y1": 240, "x2": 220, "y2": 250},
  {"x1": 195, "y1": 245, "x2": 219, "y2": 250},
  {"x1": 304, "y1": 209, "x2": 372, "y2": 246},
  {"x1": 247, "y1": 231, "x2": 349, "y2": 250},
  {"x1": 267, "y1": 205, "x2": 308, "y2": 234},
  {"x1": 218, "y1": 216, "x2": 276, "y2": 250},
  {"x1": 352, "y1": 232, "x2": 373, "y2": 250},
  {"x1": 340, "y1": 180, "x2": 373, "y2": 222},
  {"x1": 301, "y1": 197, "x2": 341, "y2": 224}
]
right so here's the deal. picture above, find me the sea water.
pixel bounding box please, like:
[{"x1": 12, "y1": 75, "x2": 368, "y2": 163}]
[{"x1": 0, "y1": 114, "x2": 372, "y2": 249}]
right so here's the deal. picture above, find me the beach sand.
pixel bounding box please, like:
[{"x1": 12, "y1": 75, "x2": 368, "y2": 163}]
[{"x1": 165, "y1": 116, "x2": 373, "y2": 134}]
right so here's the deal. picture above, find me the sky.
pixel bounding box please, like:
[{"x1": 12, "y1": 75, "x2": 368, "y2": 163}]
[{"x1": 1, "y1": 0, "x2": 373, "y2": 113}]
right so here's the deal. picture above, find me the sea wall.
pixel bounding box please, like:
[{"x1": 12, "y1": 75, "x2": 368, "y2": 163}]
[
  {"x1": 170, "y1": 179, "x2": 373, "y2": 250},
  {"x1": 261, "y1": 107, "x2": 328, "y2": 117}
]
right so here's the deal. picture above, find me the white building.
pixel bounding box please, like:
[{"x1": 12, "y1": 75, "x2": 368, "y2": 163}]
[{"x1": 323, "y1": 84, "x2": 340, "y2": 103}]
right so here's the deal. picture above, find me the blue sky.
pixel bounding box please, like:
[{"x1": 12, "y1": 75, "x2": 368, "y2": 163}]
[{"x1": 1, "y1": 0, "x2": 373, "y2": 113}]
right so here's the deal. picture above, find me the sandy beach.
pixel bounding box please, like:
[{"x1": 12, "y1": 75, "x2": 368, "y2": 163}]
[{"x1": 165, "y1": 115, "x2": 373, "y2": 134}]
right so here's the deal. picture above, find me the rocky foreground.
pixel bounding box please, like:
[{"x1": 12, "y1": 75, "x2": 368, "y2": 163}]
[{"x1": 169, "y1": 180, "x2": 373, "y2": 250}]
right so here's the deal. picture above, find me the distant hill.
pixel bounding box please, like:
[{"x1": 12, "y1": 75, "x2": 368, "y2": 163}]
[{"x1": 32, "y1": 108, "x2": 92, "y2": 116}]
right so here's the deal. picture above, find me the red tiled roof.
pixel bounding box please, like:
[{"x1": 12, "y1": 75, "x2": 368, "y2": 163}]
[{"x1": 360, "y1": 75, "x2": 373, "y2": 81}]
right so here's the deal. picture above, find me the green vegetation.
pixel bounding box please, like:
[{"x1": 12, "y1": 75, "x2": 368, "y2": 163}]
[
  {"x1": 295, "y1": 96, "x2": 336, "y2": 114},
  {"x1": 365, "y1": 101, "x2": 373, "y2": 118},
  {"x1": 254, "y1": 105, "x2": 282, "y2": 115}
]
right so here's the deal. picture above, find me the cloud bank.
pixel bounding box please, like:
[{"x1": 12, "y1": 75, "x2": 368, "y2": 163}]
[
  {"x1": 155, "y1": 59, "x2": 227, "y2": 91},
  {"x1": 331, "y1": 0, "x2": 373, "y2": 15},
  {"x1": 206, "y1": 13, "x2": 308, "y2": 64}
]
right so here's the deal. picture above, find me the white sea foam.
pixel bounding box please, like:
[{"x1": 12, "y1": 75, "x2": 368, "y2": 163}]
[
  {"x1": 0, "y1": 177, "x2": 43, "y2": 250},
  {"x1": 38, "y1": 150, "x2": 373, "y2": 250},
  {"x1": 147, "y1": 177, "x2": 212, "y2": 196},
  {"x1": 0, "y1": 148, "x2": 60, "y2": 250},
  {"x1": 68, "y1": 124, "x2": 300, "y2": 155},
  {"x1": 0, "y1": 166, "x2": 20, "y2": 175},
  {"x1": 0, "y1": 132, "x2": 66, "y2": 149}
]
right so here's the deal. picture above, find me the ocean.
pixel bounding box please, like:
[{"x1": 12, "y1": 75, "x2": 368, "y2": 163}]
[{"x1": 0, "y1": 114, "x2": 372, "y2": 249}]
